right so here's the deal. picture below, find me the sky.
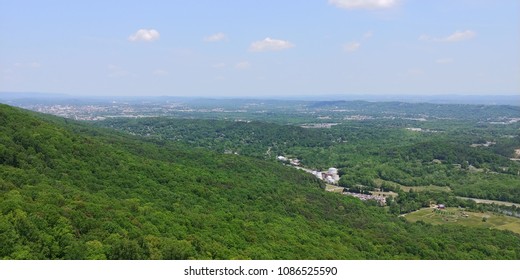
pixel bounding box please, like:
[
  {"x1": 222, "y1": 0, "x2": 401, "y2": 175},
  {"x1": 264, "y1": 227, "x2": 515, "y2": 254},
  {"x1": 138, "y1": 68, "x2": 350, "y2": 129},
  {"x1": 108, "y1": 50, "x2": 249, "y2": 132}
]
[{"x1": 0, "y1": 0, "x2": 519, "y2": 97}]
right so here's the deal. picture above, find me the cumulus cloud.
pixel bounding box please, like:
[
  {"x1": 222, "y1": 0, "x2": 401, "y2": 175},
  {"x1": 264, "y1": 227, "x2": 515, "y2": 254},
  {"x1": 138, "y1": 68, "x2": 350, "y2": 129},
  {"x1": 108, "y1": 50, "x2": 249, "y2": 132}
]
[
  {"x1": 420, "y1": 30, "x2": 476, "y2": 43},
  {"x1": 128, "y1": 29, "x2": 160, "y2": 42},
  {"x1": 235, "y1": 61, "x2": 251, "y2": 70},
  {"x1": 343, "y1": 42, "x2": 361, "y2": 52},
  {"x1": 442, "y1": 30, "x2": 476, "y2": 42},
  {"x1": 249, "y1": 37, "x2": 294, "y2": 52},
  {"x1": 204, "y1": 32, "x2": 227, "y2": 42},
  {"x1": 329, "y1": 0, "x2": 398, "y2": 10}
]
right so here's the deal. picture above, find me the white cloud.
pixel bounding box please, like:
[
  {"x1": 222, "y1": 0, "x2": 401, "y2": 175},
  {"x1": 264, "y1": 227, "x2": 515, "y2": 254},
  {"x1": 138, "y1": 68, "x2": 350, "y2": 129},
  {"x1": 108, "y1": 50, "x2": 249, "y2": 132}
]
[
  {"x1": 329, "y1": 0, "x2": 398, "y2": 10},
  {"x1": 420, "y1": 30, "x2": 476, "y2": 43},
  {"x1": 443, "y1": 30, "x2": 476, "y2": 42},
  {"x1": 204, "y1": 32, "x2": 227, "y2": 42},
  {"x1": 436, "y1": 58, "x2": 453, "y2": 64},
  {"x1": 343, "y1": 42, "x2": 361, "y2": 52},
  {"x1": 128, "y1": 29, "x2": 160, "y2": 42},
  {"x1": 249, "y1": 37, "x2": 294, "y2": 52},
  {"x1": 235, "y1": 61, "x2": 251, "y2": 70}
]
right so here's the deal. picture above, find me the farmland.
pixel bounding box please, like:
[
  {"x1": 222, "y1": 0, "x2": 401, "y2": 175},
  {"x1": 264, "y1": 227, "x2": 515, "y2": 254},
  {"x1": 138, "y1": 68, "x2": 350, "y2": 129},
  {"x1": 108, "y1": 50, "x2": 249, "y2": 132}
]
[{"x1": 404, "y1": 207, "x2": 520, "y2": 235}]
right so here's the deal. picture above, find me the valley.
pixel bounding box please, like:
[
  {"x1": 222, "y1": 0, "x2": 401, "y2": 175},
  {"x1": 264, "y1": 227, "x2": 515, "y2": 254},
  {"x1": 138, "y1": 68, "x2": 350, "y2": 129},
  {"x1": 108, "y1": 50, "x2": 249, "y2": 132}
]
[{"x1": 1, "y1": 98, "x2": 519, "y2": 260}]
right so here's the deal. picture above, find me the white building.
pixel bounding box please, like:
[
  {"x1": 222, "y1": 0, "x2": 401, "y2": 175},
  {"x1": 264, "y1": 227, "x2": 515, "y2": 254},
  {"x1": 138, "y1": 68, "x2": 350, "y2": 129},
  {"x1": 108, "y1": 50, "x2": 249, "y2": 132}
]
[
  {"x1": 326, "y1": 175, "x2": 336, "y2": 184},
  {"x1": 328, "y1": 167, "x2": 338, "y2": 175},
  {"x1": 277, "y1": 156, "x2": 288, "y2": 161}
]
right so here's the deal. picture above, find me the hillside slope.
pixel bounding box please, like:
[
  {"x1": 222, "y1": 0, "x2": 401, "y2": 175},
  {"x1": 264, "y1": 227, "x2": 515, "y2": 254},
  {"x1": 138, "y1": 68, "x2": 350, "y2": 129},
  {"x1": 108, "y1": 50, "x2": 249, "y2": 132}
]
[{"x1": 1, "y1": 104, "x2": 520, "y2": 259}]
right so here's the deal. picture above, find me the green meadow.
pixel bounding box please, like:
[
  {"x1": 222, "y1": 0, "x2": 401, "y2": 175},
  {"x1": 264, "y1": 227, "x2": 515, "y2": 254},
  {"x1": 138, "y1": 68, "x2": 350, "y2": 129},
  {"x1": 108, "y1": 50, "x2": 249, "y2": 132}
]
[{"x1": 405, "y1": 207, "x2": 520, "y2": 235}]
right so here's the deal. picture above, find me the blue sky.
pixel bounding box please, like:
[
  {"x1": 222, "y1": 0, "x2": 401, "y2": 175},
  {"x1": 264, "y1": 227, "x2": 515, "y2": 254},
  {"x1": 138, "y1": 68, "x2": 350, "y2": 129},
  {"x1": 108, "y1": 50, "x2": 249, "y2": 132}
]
[{"x1": 1, "y1": 0, "x2": 519, "y2": 97}]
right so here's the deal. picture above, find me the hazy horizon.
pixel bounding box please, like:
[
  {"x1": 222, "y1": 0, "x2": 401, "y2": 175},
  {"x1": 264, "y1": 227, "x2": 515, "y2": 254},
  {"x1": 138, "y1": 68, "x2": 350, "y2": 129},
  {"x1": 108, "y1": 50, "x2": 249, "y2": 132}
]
[{"x1": 1, "y1": 91, "x2": 518, "y2": 106}]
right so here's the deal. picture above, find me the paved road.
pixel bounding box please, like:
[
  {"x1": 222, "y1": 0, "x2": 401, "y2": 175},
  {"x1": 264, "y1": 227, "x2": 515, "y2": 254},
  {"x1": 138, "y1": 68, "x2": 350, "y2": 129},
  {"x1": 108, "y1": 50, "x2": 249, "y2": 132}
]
[{"x1": 457, "y1": 196, "x2": 520, "y2": 207}]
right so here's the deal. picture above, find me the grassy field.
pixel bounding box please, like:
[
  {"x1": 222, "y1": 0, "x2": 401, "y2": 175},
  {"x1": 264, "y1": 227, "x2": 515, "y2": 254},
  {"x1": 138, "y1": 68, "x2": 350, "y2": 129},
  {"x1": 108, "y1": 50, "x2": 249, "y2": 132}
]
[
  {"x1": 404, "y1": 207, "x2": 520, "y2": 235},
  {"x1": 371, "y1": 191, "x2": 398, "y2": 197},
  {"x1": 374, "y1": 179, "x2": 452, "y2": 193},
  {"x1": 325, "y1": 184, "x2": 344, "y2": 193}
]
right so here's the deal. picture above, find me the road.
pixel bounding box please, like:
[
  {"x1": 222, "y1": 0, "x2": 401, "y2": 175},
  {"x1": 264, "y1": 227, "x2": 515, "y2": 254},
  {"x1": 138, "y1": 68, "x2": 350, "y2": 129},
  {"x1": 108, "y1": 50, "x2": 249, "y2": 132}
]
[{"x1": 456, "y1": 197, "x2": 520, "y2": 207}]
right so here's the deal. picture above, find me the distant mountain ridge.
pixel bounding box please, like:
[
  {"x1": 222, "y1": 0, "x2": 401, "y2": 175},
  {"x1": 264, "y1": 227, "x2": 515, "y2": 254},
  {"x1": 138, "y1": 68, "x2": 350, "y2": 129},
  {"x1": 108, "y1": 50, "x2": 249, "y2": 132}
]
[{"x1": 1, "y1": 92, "x2": 518, "y2": 106}]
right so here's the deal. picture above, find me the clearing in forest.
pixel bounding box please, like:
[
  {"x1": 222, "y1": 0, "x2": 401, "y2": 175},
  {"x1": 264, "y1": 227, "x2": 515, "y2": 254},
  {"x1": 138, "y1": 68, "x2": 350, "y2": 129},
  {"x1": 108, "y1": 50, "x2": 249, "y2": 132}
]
[{"x1": 404, "y1": 207, "x2": 520, "y2": 235}]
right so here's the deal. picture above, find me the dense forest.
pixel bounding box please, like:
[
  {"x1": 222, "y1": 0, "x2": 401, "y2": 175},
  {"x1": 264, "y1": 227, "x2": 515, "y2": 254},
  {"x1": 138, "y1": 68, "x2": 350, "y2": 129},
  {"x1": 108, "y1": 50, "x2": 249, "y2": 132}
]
[
  {"x1": 99, "y1": 115, "x2": 520, "y2": 204},
  {"x1": 1, "y1": 104, "x2": 520, "y2": 259},
  {"x1": 99, "y1": 118, "x2": 333, "y2": 158}
]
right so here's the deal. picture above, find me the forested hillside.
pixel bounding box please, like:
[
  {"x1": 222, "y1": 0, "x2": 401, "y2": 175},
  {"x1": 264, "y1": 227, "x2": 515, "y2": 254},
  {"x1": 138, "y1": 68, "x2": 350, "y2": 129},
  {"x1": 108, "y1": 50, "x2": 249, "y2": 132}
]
[
  {"x1": 1, "y1": 104, "x2": 520, "y2": 259},
  {"x1": 98, "y1": 116, "x2": 520, "y2": 204},
  {"x1": 99, "y1": 118, "x2": 333, "y2": 158}
]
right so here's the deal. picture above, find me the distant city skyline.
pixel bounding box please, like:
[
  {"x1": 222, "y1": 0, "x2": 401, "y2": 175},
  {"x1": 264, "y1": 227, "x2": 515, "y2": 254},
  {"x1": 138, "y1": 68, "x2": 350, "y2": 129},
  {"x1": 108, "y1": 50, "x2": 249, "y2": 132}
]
[{"x1": 1, "y1": 0, "x2": 519, "y2": 97}]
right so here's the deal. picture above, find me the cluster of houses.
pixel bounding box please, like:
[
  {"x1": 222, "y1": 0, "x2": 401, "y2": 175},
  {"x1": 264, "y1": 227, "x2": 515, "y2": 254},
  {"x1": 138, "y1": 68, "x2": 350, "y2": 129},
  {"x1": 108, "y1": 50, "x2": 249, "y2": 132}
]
[
  {"x1": 276, "y1": 156, "x2": 301, "y2": 166},
  {"x1": 277, "y1": 155, "x2": 389, "y2": 205},
  {"x1": 470, "y1": 141, "x2": 496, "y2": 148},
  {"x1": 311, "y1": 168, "x2": 340, "y2": 184},
  {"x1": 277, "y1": 156, "x2": 340, "y2": 184}
]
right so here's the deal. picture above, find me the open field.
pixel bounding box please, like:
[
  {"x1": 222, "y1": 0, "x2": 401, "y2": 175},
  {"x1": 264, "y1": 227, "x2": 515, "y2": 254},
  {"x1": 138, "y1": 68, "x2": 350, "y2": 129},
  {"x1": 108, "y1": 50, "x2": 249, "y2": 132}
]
[
  {"x1": 404, "y1": 207, "x2": 520, "y2": 235},
  {"x1": 323, "y1": 184, "x2": 398, "y2": 197},
  {"x1": 325, "y1": 184, "x2": 344, "y2": 193},
  {"x1": 375, "y1": 179, "x2": 452, "y2": 193},
  {"x1": 371, "y1": 191, "x2": 398, "y2": 197}
]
